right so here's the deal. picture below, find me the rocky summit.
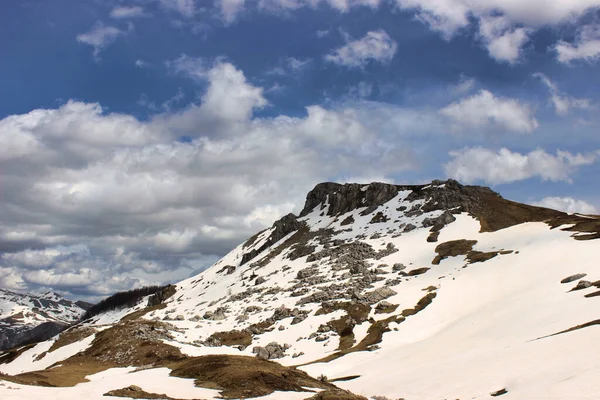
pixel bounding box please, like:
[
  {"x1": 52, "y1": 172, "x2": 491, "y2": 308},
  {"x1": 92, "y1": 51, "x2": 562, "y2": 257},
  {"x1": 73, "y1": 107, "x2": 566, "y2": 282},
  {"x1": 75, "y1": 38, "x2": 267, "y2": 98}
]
[{"x1": 1, "y1": 180, "x2": 599, "y2": 400}]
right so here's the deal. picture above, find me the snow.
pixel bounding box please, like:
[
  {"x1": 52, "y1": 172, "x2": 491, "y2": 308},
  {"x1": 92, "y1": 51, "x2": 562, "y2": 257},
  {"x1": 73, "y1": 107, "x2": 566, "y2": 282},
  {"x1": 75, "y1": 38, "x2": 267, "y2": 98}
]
[
  {"x1": 2, "y1": 183, "x2": 600, "y2": 400},
  {"x1": 0, "y1": 334, "x2": 96, "y2": 375}
]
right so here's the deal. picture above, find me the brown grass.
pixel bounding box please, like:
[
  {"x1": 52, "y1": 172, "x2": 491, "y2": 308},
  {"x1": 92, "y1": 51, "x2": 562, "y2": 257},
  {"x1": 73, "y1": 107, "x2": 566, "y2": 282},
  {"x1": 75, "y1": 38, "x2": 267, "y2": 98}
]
[
  {"x1": 466, "y1": 251, "x2": 499, "y2": 264},
  {"x1": 432, "y1": 239, "x2": 477, "y2": 265},
  {"x1": 104, "y1": 385, "x2": 187, "y2": 399},
  {"x1": 0, "y1": 343, "x2": 36, "y2": 365},
  {"x1": 48, "y1": 326, "x2": 96, "y2": 353},
  {"x1": 169, "y1": 354, "x2": 334, "y2": 399},
  {"x1": 401, "y1": 292, "x2": 437, "y2": 317},
  {"x1": 208, "y1": 330, "x2": 253, "y2": 347}
]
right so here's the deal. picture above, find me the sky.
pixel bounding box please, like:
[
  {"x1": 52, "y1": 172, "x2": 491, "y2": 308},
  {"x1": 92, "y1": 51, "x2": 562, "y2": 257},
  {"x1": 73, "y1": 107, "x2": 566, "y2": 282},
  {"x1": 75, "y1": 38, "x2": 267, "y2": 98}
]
[{"x1": 1, "y1": 0, "x2": 599, "y2": 301}]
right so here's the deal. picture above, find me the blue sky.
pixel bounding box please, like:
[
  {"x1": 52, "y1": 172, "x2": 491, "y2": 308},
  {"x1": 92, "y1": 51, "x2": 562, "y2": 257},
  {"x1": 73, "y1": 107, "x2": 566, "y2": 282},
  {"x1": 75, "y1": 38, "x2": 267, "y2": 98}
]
[{"x1": 1, "y1": 0, "x2": 599, "y2": 299}]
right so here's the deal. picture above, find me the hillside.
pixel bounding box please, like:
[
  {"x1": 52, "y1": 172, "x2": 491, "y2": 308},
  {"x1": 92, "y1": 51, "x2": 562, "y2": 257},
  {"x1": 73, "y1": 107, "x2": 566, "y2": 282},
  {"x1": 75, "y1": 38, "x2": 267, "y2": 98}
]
[{"x1": 0, "y1": 179, "x2": 599, "y2": 400}]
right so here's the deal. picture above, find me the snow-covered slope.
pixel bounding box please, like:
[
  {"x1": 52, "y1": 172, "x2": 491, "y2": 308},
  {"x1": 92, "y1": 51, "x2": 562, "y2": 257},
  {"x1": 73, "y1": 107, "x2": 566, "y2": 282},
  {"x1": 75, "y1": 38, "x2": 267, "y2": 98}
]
[
  {"x1": 0, "y1": 290, "x2": 89, "y2": 351},
  {"x1": 1, "y1": 180, "x2": 599, "y2": 400}
]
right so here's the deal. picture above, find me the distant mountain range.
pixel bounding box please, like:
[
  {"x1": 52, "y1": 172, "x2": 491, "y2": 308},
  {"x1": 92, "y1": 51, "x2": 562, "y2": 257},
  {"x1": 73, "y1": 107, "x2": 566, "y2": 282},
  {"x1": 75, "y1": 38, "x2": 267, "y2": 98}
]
[{"x1": 0, "y1": 289, "x2": 90, "y2": 351}]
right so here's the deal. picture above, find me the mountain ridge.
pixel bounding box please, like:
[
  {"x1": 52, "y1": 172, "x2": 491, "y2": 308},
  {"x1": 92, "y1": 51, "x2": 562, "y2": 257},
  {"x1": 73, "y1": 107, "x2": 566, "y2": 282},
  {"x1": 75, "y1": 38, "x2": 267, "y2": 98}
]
[{"x1": 0, "y1": 179, "x2": 599, "y2": 399}]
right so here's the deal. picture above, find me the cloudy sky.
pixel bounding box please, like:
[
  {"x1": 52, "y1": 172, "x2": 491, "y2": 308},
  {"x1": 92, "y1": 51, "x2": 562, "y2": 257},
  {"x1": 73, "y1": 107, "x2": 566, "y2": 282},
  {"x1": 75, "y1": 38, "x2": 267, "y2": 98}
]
[{"x1": 1, "y1": 0, "x2": 599, "y2": 300}]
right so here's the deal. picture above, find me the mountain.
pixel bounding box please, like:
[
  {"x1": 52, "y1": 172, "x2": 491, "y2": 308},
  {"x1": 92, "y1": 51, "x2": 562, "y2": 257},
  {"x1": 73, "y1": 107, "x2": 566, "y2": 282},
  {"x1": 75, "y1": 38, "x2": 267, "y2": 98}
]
[
  {"x1": 0, "y1": 290, "x2": 90, "y2": 351},
  {"x1": 0, "y1": 179, "x2": 599, "y2": 400}
]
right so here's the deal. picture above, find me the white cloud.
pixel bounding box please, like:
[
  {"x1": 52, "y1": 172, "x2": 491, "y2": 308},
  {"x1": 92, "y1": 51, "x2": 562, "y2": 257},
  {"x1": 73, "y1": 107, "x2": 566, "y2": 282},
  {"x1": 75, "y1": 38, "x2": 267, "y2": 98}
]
[
  {"x1": 135, "y1": 59, "x2": 149, "y2": 68},
  {"x1": 448, "y1": 75, "x2": 476, "y2": 95},
  {"x1": 440, "y1": 90, "x2": 539, "y2": 133},
  {"x1": 555, "y1": 23, "x2": 600, "y2": 64},
  {"x1": 166, "y1": 54, "x2": 207, "y2": 81},
  {"x1": 479, "y1": 16, "x2": 530, "y2": 63},
  {"x1": 267, "y1": 57, "x2": 312, "y2": 75},
  {"x1": 110, "y1": 6, "x2": 146, "y2": 19},
  {"x1": 0, "y1": 61, "x2": 416, "y2": 297},
  {"x1": 394, "y1": 1, "x2": 600, "y2": 63},
  {"x1": 258, "y1": 0, "x2": 379, "y2": 14},
  {"x1": 533, "y1": 73, "x2": 593, "y2": 116},
  {"x1": 325, "y1": 30, "x2": 397, "y2": 68},
  {"x1": 533, "y1": 197, "x2": 598, "y2": 214},
  {"x1": 445, "y1": 147, "x2": 599, "y2": 184},
  {"x1": 220, "y1": 0, "x2": 246, "y2": 23},
  {"x1": 159, "y1": 0, "x2": 196, "y2": 17},
  {"x1": 76, "y1": 22, "x2": 128, "y2": 58},
  {"x1": 317, "y1": 29, "x2": 331, "y2": 38}
]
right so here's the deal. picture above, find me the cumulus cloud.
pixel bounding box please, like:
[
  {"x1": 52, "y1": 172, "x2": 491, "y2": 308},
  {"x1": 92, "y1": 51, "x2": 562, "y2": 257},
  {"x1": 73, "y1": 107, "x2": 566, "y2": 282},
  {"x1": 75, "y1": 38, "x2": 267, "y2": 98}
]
[
  {"x1": 478, "y1": 15, "x2": 530, "y2": 63},
  {"x1": 325, "y1": 30, "x2": 397, "y2": 68},
  {"x1": 445, "y1": 147, "x2": 599, "y2": 184},
  {"x1": 76, "y1": 22, "x2": 129, "y2": 58},
  {"x1": 110, "y1": 6, "x2": 146, "y2": 19},
  {"x1": 0, "y1": 61, "x2": 416, "y2": 299},
  {"x1": 440, "y1": 90, "x2": 539, "y2": 133},
  {"x1": 554, "y1": 23, "x2": 600, "y2": 64},
  {"x1": 394, "y1": 0, "x2": 600, "y2": 62},
  {"x1": 533, "y1": 73, "x2": 593, "y2": 116},
  {"x1": 532, "y1": 197, "x2": 598, "y2": 214}
]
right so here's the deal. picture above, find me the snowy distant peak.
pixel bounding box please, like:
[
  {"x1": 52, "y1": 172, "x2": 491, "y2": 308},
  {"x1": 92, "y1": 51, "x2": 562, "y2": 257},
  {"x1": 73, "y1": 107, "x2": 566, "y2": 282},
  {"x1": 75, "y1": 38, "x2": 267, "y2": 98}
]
[{"x1": 0, "y1": 288, "x2": 87, "y2": 323}]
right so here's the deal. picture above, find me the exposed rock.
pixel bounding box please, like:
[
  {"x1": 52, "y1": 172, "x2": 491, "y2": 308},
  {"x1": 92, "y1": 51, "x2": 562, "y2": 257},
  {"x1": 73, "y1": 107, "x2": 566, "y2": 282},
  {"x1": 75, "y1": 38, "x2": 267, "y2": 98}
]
[
  {"x1": 252, "y1": 342, "x2": 290, "y2": 360},
  {"x1": 361, "y1": 287, "x2": 397, "y2": 304},
  {"x1": 571, "y1": 280, "x2": 593, "y2": 291},
  {"x1": 340, "y1": 215, "x2": 355, "y2": 226},
  {"x1": 392, "y1": 263, "x2": 406, "y2": 272},
  {"x1": 422, "y1": 211, "x2": 456, "y2": 232},
  {"x1": 403, "y1": 223, "x2": 416, "y2": 233},
  {"x1": 370, "y1": 212, "x2": 389, "y2": 224},
  {"x1": 561, "y1": 273, "x2": 587, "y2": 284},
  {"x1": 300, "y1": 182, "x2": 400, "y2": 217},
  {"x1": 255, "y1": 277, "x2": 267, "y2": 285}
]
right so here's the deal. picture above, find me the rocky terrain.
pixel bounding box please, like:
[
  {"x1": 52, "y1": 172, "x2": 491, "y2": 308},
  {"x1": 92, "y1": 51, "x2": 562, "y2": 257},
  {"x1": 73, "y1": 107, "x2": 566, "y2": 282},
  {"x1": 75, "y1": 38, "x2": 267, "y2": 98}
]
[
  {"x1": 0, "y1": 179, "x2": 599, "y2": 399},
  {"x1": 0, "y1": 290, "x2": 90, "y2": 351}
]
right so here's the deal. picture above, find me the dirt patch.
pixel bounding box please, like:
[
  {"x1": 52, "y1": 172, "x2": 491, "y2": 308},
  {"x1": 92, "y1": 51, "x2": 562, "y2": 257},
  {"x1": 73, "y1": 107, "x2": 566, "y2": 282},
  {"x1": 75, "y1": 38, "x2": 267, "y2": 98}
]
[
  {"x1": 170, "y1": 354, "x2": 334, "y2": 399},
  {"x1": 407, "y1": 267, "x2": 430, "y2": 276},
  {"x1": 466, "y1": 251, "x2": 499, "y2": 264},
  {"x1": 585, "y1": 290, "x2": 600, "y2": 298},
  {"x1": 535, "y1": 319, "x2": 600, "y2": 340},
  {"x1": 48, "y1": 326, "x2": 96, "y2": 353},
  {"x1": 432, "y1": 240, "x2": 477, "y2": 265},
  {"x1": 547, "y1": 214, "x2": 600, "y2": 240},
  {"x1": 306, "y1": 388, "x2": 368, "y2": 399},
  {"x1": 401, "y1": 292, "x2": 437, "y2": 317},
  {"x1": 491, "y1": 388, "x2": 508, "y2": 397}
]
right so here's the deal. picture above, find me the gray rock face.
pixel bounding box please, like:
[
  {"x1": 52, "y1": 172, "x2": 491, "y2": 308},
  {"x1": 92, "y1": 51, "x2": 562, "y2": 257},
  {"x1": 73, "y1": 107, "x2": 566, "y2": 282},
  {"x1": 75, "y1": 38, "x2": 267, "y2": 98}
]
[
  {"x1": 241, "y1": 213, "x2": 306, "y2": 265},
  {"x1": 571, "y1": 280, "x2": 593, "y2": 291},
  {"x1": 361, "y1": 287, "x2": 397, "y2": 304},
  {"x1": 300, "y1": 182, "x2": 402, "y2": 217},
  {"x1": 393, "y1": 263, "x2": 406, "y2": 272},
  {"x1": 252, "y1": 342, "x2": 291, "y2": 360},
  {"x1": 422, "y1": 211, "x2": 457, "y2": 232},
  {"x1": 561, "y1": 273, "x2": 587, "y2": 284}
]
